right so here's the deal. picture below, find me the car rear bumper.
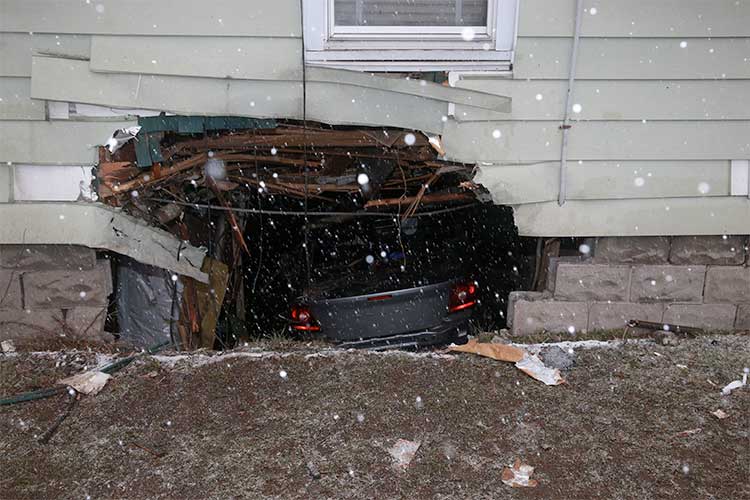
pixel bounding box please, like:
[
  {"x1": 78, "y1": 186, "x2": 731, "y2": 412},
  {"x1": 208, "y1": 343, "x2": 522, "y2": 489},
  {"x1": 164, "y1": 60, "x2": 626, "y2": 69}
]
[{"x1": 334, "y1": 318, "x2": 470, "y2": 350}]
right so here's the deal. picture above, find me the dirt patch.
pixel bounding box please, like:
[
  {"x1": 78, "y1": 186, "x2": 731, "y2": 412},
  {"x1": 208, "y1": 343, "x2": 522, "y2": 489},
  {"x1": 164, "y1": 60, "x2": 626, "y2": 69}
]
[{"x1": 1, "y1": 336, "x2": 748, "y2": 499}]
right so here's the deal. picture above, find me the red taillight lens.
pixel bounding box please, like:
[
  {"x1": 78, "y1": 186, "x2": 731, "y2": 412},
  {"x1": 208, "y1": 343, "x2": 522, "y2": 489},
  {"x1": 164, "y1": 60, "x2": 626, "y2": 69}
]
[
  {"x1": 290, "y1": 305, "x2": 321, "y2": 332},
  {"x1": 449, "y1": 281, "x2": 478, "y2": 313}
]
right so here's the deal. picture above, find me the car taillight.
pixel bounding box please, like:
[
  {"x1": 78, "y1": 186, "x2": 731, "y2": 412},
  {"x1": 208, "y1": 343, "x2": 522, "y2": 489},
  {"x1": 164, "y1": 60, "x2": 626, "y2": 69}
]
[
  {"x1": 449, "y1": 281, "x2": 478, "y2": 313},
  {"x1": 290, "y1": 304, "x2": 321, "y2": 332}
]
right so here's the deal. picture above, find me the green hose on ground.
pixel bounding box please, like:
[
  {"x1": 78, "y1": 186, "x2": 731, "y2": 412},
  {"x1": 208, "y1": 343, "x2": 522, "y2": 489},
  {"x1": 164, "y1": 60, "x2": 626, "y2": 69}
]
[{"x1": 0, "y1": 340, "x2": 172, "y2": 407}]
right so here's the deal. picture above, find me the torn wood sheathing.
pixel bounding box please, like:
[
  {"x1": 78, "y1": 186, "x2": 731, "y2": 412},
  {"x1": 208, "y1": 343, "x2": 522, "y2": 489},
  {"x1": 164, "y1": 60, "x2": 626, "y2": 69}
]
[{"x1": 97, "y1": 121, "x2": 482, "y2": 215}]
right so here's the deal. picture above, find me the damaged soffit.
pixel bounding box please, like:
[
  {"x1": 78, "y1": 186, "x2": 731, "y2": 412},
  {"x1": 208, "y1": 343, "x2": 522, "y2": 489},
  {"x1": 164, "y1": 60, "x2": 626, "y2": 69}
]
[{"x1": 0, "y1": 203, "x2": 208, "y2": 282}]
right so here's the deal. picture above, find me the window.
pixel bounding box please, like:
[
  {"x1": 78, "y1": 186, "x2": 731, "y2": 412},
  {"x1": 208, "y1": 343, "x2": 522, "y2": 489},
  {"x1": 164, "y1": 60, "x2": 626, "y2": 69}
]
[{"x1": 303, "y1": 0, "x2": 518, "y2": 71}]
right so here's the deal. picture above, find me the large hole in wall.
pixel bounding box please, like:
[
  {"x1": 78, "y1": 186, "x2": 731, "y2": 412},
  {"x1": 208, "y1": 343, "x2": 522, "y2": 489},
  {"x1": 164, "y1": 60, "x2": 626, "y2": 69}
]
[{"x1": 99, "y1": 118, "x2": 527, "y2": 349}]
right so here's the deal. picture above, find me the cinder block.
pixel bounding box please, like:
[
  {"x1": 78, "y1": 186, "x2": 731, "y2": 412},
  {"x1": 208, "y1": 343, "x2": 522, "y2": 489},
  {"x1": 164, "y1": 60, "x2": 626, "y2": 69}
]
[
  {"x1": 22, "y1": 260, "x2": 113, "y2": 309},
  {"x1": 506, "y1": 291, "x2": 545, "y2": 327},
  {"x1": 630, "y1": 265, "x2": 705, "y2": 303},
  {"x1": 511, "y1": 300, "x2": 588, "y2": 336},
  {"x1": 704, "y1": 266, "x2": 750, "y2": 303},
  {"x1": 0, "y1": 309, "x2": 64, "y2": 340},
  {"x1": 545, "y1": 256, "x2": 583, "y2": 292},
  {"x1": 594, "y1": 237, "x2": 670, "y2": 264},
  {"x1": 65, "y1": 307, "x2": 108, "y2": 338},
  {"x1": 670, "y1": 236, "x2": 747, "y2": 265},
  {"x1": 554, "y1": 264, "x2": 630, "y2": 301},
  {"x1": 0, "y1": 244, "x2": 96, "y2": 270},
  {"x1": 0, "y1": 270, "x2": 23, "y2": 310},
  {"x1": 588, "y1": 302, "x2": 664, "y2": 331},
  {"x1": 663, "y1": 303, "x2": 738, "y2": 331},
  {"x1": 736, "y1": 304, "x2": 750, "y2": 330}
]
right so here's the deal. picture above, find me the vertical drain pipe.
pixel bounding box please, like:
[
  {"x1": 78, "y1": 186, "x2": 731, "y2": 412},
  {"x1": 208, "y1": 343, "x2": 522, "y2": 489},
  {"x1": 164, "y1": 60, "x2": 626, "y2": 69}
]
[{"x1": 557, "y1": 0, "x2": 585, "y2": 206}]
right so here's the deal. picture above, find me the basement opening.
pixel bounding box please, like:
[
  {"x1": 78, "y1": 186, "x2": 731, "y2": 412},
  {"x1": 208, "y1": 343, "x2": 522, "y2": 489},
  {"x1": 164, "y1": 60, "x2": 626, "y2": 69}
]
[{"x1": 98, "y1": 117, "x2": 527, "y2": 350}]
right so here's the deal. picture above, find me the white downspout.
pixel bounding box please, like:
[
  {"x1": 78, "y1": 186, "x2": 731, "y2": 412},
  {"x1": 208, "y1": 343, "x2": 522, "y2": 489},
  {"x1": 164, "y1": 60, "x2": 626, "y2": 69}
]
[{"x1": 557, "y1": 0, "x2": 585, "y2": 206}]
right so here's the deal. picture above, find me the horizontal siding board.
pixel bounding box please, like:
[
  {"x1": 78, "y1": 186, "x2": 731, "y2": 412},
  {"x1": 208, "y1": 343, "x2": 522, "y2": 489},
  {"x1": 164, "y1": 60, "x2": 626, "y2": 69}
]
[
  {"x1": 511, "y1": 197, "x2": 750, "y2": 237},
  {"x1": 32, "y1": 56, "x2": 303, "y2": 118},
  {"x1": 442, "y1": 120, "x2": 750, "y2": 163},
  {"x1": 454, "y1": 79, "x2": 750, "y2": 121},
  {"x1": 0, "y1": 0, "x2": 300, "y2": 37},
  {"x1": 0, "y1": 77, "x2": 45, "y2": 120},
  {"x1": 518, "y1": 0, "x2": 750, "y2": 38},
  {"x1": 31, "y1": 57, "x2": 448, "y2": 133},
  {"x1": 515, "y1": 37, "x2": 750, "y2": 80},
  {"x1": 0, "y1": 120, "x2": 136, "y2": 164},
  {"x1": 90, "y1": 36, "x2": 303, "y2": 81},
  {"x1": 0, "y1": 33, "x2": 90, "y2": 76},
  {"x1": 475, "y1": 161, "x2": 731, "y2": 204}
]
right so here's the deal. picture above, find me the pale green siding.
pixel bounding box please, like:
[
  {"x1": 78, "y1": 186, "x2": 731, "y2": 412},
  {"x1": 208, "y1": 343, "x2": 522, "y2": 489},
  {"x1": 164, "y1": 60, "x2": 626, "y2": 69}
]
[
  {"x1": 0, "y1": 120, "x2": 136, "y2": 164},
  {"x1": 442, "y1": 0, "x2": 750, "y2": 236},
  {"x1": 0, "y1": 77, "x2": 45, "y2": 119}
]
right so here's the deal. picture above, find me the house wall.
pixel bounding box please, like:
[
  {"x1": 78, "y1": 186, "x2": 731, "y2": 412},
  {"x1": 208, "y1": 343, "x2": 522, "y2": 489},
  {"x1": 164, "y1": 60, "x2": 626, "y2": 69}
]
[{"x1": 442, "y1": 0, "x2": 750, "y2": 237}]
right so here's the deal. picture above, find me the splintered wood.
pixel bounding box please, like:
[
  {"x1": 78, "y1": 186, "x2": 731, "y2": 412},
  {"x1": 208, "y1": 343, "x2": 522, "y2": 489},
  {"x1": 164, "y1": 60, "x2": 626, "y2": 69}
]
[{"x1": 97, "y1": 124, "x2": 478, "y2": 216}]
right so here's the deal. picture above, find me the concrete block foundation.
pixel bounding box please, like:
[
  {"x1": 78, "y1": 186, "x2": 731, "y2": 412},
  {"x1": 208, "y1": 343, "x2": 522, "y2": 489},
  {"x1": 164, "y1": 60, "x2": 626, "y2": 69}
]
[
  {"x1": 509, "y1": 235, "x2": 750, "y2": 335},
  {"x1": 0, "y1": 244, "x2": 112, "y2": 346}
]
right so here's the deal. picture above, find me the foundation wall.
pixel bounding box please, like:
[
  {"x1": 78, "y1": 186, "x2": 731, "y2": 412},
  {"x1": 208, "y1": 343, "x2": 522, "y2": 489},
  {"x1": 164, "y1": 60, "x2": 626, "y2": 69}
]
[{"x1": 509, "y1": 235, "x2": 750, "y2": 335}]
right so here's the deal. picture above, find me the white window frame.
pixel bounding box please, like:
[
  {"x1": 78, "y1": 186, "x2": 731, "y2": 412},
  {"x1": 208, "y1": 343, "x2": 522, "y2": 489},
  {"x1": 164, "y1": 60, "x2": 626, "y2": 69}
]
[{"x1": 303, "y1": 0, "x2": 519, "y2": 72}]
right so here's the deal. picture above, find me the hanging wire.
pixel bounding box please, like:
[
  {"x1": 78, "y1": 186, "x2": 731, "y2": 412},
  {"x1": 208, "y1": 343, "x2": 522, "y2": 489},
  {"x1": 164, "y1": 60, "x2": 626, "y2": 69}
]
[{"x1": 299, "y1": 0, "x2": 312, "y2": 287}]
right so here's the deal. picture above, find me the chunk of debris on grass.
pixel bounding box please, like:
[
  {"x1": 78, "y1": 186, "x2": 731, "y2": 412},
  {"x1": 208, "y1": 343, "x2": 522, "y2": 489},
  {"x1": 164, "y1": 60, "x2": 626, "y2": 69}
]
[
  {"x1": 711, "y1": 409, "x2": 729, "y2": 420},
  {"x1": 388, "y1": 439, "x2": 421, "y2": 470},
  {"x1": 449, "y1": 340, "x2": 565, "y2": 386},
  {"x1": 501, "y1": 459, "x2": 539, "y2": 488},
  {"x1": 59, "y1": 371, "x2": 111, "y2": 395},
  {"x1": 1, "y1": 340, "x2": 16, "y2": 353},
  {"x1": 720, "y1": 368, "x2": 748, "y2": 396}
]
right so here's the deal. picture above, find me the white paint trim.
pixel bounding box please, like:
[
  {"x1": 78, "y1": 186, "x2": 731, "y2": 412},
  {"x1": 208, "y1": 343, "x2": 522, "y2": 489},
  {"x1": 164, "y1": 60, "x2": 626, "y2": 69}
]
[{"x1": 730, "y1": 159, "x2": 749, "y2": 196}]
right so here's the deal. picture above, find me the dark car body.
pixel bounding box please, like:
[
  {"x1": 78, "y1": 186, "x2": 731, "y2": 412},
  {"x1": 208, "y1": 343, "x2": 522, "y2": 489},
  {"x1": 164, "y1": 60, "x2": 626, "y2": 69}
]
[{"x1": 292, "y1": 279, "x2": 473, "y2": 349}]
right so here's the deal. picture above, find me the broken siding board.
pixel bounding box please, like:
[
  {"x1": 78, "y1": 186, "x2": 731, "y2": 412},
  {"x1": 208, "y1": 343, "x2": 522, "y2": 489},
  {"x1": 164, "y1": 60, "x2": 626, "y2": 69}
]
[
  {"x1": 0, "y1": 77, "x2": 45, "y2": 120},
  {"x1": 0, "y1": 33, "x2": 91, "y2": 77},
  {"x1": 0, "y1": 0, "x2": 301, "y2": 37},
  {"x1": 31, "y1": 57, "x2": 450, "y2": 133},
  {"x1": 90, "y1": 36, "x2": 303, "y2": 81},
  {"x1": 31, "y1": 57, "x2": 303, "y2": 119},
  {"x1": 307, "y1": 67, "x2": 510, "y2": 112},
  {"x1": 442, "y1": 120, "x2": 750, "y2": 163},
  {"x1": 0, "y1": 120, "x2": 136, "y2": 164},
  {"x1": 0, "y1": 202, "x2": 207, "y2": 282},
  {"x1": 518, "y1": 0, "x2": 750, "y2": 38},
  {"x1": 475, "y1": 161, "x2": 731, "y2": 205},
  {"x1": 453, "y1": 79, "x2": 750, "y2": 121},
  {"x1": 305, "y1": 82, "x2": 447, "y2": 134},
  {"x1": 511, "y1": 197, "x2": 750, "y2": 237},
  {"x1": 514, "y1": 37, "x2": 750, "y2": 80}
]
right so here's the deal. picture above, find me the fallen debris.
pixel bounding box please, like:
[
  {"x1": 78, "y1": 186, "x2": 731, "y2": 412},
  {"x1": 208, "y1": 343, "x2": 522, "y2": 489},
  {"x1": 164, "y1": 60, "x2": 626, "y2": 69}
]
[
  {"x1": 515, "y1": 355, "x2": 566, "y2": 386},
  {"x1": 720, "y1": 368, "x2": 748, "y2": 396},
  {"x1": 1, "y1": 340, "x2": 15, "y2": 353},
  {"x1": 674, "y1": 428, "x2": 702, "y2": 438},
  {"x1": 711, "y1": 409, "x2": 729, "y2": 420},
  {"x1": 59, "y1": 371, "x2": 111, "y2": 395},
  {"x1": 449, "y1": 340, "x2": 565, "y2": 386},
  {"x1": 501, "y1": 459, "x2": 539, "y2": 488},
  {"x1": 628, "y1": 319, "x2": 703, "y2": 336},
  {"x1": 388, "y1": 439, "x2": 421, "y2": 470},
  {"x1": 540, "y1": 346, "x2": 575, "y2": 371}
]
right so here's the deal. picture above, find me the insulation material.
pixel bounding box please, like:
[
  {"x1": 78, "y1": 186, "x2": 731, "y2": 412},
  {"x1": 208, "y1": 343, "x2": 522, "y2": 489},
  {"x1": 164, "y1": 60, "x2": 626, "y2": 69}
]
[
  {"x1": 59, "y1": 371, "x2": 111, "y2": 395},
  {"x1": 117, "y1": 257, "x2": 181, "y2": 349}
]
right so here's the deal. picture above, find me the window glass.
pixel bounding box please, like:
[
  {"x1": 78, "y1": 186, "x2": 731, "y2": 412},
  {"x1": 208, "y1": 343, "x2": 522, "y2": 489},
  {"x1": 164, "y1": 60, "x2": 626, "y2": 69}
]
[{"x1": 334, "y1": 0, "x2": 488, "y2": 27}]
